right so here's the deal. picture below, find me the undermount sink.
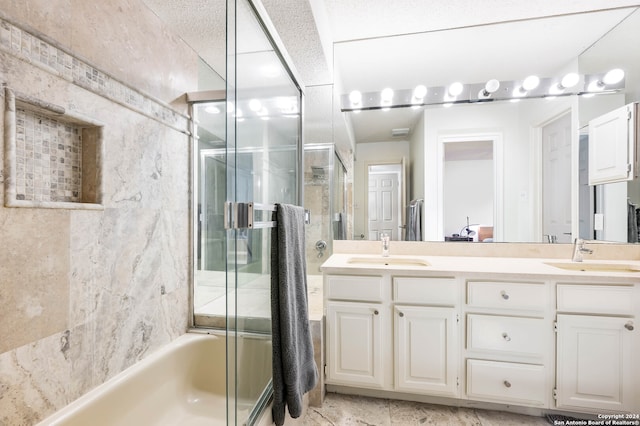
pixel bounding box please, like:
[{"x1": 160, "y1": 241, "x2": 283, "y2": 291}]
[
  {"x1": 347, "y1": 257, "x2": 431, "y2": 267},
  {"x1": 545, "y1": 262, "x2": 640, "y2": 273}
]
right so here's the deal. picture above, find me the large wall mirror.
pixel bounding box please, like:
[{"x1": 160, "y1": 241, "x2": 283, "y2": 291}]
[{"x1": 339, "y1": 7, "x2": 640, "y2": 243}]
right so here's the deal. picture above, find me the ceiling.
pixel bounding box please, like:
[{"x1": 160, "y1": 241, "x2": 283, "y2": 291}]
[{"x1": 141, "y1": 0, "x2": 640, "y2": 147}]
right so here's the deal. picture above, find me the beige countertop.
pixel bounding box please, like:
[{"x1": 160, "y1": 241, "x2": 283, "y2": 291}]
[{"x1": 321, "y1": 253, "x2": 640, "y2": 282}]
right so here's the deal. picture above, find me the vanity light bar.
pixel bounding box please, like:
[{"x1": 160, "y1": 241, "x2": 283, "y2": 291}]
[{"x1": 340, "y1": 71, "x2": 625, "y2": 112}]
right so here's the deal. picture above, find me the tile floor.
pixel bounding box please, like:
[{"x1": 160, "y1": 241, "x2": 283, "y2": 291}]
[{"x1": 301, "y1": 393, "x2": 553, "y2": 425}]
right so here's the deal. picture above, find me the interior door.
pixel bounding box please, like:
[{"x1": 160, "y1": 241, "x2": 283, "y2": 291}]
[
  {"x1": 543, "y1": 113, "x2": 572, "y2": 243},
  {"x1": 368, "y1": 172, "x2": 399, "y2": 240}
]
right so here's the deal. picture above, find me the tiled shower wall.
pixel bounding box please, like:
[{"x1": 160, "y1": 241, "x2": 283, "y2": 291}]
[
  {"x1": 15, "y1": 109, "x2": 83, "y2": 202},
  {"x1": 0, "y1": 2, "x2": 197, "y2": 425}
]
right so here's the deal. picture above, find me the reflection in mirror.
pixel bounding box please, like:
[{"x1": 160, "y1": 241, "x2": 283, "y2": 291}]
[
  {"x1": 578, "y1": 7, "x2": 640, "y2": 243},
  {"x1": 341, "y1": 7, "x2": 640, "y2": 243},
  {"x1": 443, "y1": 140, "x2": 494, "y2": 242},
  {"x1": 368, "y1": 163, "x2": 403, "y2": 241}
]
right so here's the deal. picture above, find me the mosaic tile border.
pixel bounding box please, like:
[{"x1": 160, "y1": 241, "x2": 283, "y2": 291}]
[{"x1": 0, "y1": 16, "x2": 189, "y2": 135}]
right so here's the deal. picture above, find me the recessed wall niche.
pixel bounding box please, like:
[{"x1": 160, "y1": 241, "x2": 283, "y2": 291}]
[{"x1": 3, "y1": 87, "x2": 104, "y2": 210}]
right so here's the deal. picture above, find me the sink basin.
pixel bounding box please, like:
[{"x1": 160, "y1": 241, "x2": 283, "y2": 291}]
[
  {"x1": 347, "y1": 257, "x2": 430, "y2": 267},
  {"x1": 545, "y1": 262, "x2": 640, "y2": 273}
]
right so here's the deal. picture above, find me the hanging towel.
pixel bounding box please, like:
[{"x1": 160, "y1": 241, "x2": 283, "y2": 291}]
[
  {"x1": 628, "y1": 201, "x2": 639, "y2": 243},
  {"x1": 406, "y1": 199, "x2": 423, "y2": 241},
  {"x1": 271, "y1": 203, "x2": 318, "y2": 425}
]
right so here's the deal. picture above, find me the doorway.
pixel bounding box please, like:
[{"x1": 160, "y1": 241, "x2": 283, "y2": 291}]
[
  {"x1": 542, "y1": 113, "x2": 572, "y2": 243},
  {"x1": 439, "y1": 133, "x2": 503, "y2": 242},
  {"x1": 367, "y1": 163, "x2": 403, "y2": 240}
]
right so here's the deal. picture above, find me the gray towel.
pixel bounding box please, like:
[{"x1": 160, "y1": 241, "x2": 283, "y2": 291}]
[
  {"x1": 271, "y1": 203, "x2": 318, "y2": 425},
  {"x1": 407, "y1": 199, "x2": 423, "y2": 241}
]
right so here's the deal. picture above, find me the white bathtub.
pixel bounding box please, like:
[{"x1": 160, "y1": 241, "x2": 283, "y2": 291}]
[{"x1": 37, "y1": 332, "x2": 272, "y2": 426}]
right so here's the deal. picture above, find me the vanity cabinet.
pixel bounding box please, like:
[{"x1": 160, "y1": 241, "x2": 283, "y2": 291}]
[
  {"x1": 588, "y1": 102, "x2": 639, "y2": 185},
  {"x1": 555, "y1": 284, "x2": 637, "y2": 412},
  {"x1": 325, "y1": 274, "x2": 387, "y2": 388},
  {"x1": 322, "y1": 257, "x2": 640, "y2": 417},
  {"x1": 326, "y1": 301, "x2": 385, "y2": 387},
  {"x1": 393, "y1": 277, "x2": 458, "y2": 396},
  {"x1": 464, "y1": 280, "x2": 551, "y2": 407}
]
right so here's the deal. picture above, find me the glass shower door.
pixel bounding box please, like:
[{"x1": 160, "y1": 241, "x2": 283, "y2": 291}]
[{"x1": 226, "y1": 0, "x2": 302, "y2": 424}]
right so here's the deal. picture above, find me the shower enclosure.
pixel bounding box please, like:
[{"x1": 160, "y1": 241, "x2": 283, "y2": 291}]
[
  {"x1": 190, "y1": 0, "x2": 302, "y2": 424},
  {"x1": 304, "y1": 144, "x2": 348, "y2": 275}
]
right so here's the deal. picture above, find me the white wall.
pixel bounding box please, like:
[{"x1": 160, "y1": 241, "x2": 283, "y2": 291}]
[
  {"x1": 354, "y1": 141, "x2": 410, "y2": 239},
  {"x1": 444, "y1": 159, "x2": 494, "y2": 237}
]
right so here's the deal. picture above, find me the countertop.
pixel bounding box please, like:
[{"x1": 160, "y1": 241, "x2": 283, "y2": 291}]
[{"x1": 321, "y1": 253, "x2": 640, "y2": 282}]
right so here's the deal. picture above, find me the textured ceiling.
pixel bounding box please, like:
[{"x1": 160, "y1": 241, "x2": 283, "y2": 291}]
[{"x1": 142, "y1": 0, "x2": 640, "y2": 147}]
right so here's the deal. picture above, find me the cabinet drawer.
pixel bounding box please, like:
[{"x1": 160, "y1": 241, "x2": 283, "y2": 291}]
[
  {"x1": 467, "y1": 314, "x2": 546, "y2": 357},
  {"x1": 467, "y1": 281, "x2": 546, "y2": 310},
  {"x1": 557, "y1": 284, "x2": 634, "y2": 314},
  {"x1": 326, "y1": 275, "x2": 384, "y2": 302},
  {"x1": 467, "y1": 359, "x2": 546, "y2": 406},
  {"x1": 393, "y1": 277, "x2": 456, "y2": 305}
]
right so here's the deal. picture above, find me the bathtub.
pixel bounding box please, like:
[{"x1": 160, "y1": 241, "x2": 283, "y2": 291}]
[{"x1": 37, "y1": 332, "x2": 273, "y2": 426}]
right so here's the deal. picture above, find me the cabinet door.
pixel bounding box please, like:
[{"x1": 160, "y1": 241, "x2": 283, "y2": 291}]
[
  {"x1": 394, "y1": 305, "x2": 458, "y2": 396},
  {"x1": 588, "y1": 103, "x2": 638, "y2": 185},
  {"x1": 326, "y1": 302, "x2": 385, "y2": 387},
  {"x1": 556, "y1": 314, "x2": 635, "y2": 412}
]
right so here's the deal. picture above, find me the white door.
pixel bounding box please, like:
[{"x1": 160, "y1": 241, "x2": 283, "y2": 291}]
[
  {"x1": 556, "y1": 314, "x2": 634, "y2": 412},
  {"x1": 326, "y1": 302, "x2": 385, "y2": 388},
  {"x1": 394, "y1": 305, "x2": 458, "y2": 396},
  {"x1": 368, "y1": 172, "x2": 399, "y2": 240},
  {"x1": 543, "y1": 114, "x2": 572, "y2": 243}
]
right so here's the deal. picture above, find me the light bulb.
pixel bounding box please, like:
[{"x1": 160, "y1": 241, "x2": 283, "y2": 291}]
[
  {"x1": 603, "y1": 68, "x2": 624, "y2": 85},
  {"x1": 479, "y1": 79, "x2": 500, "y2": 98},
  {"x1": 413, "y1": 85, "x2": 427, "y2": 100},
  {"x1": 205, "y1": 105, "x2": 221, "y2": 114},
  {"x1": 561, "y1": 73, "x2": 579, "y2": 88},
  {"x1": 522, "y1": 75, "x2": 540, "y2": 91},
  {"x1": 448, "y1": 82, "x2": 463, "y2": 97},
  {"x1": 349, "y1": 90, "x2": 362, "y2": 106},
  {"x1": 381, "y1": 88, "x2": 394, "y2": 103}
]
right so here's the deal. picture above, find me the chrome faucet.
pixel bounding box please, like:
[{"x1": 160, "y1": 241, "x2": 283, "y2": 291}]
[
  {"x1": 381, "y1": 233, "x2": 390, "y2": 257},
  {"x1": 572, "y1": 238, "x2": 593, "y2": 262}
]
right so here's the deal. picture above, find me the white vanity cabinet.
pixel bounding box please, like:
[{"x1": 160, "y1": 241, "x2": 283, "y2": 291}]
[
  {"x1": 555, "y1": 284, "x2": 637, "y2": 413},
  {"x1": 325, "y1": 275, "x2": 387, "y2": 388},
  {"x1": 464, "y1": 280, "x2": 551, "y2": 407},
  {"x1": 393, "y1": 277, "x2": 458, "y2": 397},
  {"x1": 322, "y1": 255, "x2": 640, "y2": 417},
  {"x1": 324, "y1": 273, "x2": 459, "y2": 396}
]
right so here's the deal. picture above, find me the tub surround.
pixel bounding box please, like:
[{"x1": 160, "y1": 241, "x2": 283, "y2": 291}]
[{"x1": 0, "y1": 2, "x2": 195, "y2": 425}]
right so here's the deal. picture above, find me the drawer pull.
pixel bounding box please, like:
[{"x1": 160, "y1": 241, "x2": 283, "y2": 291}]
[
  {"x1": 398, "y1": 312, "x2": 404, "y2": 317},
  {"x1": 500, "y1": 290, "x2": 509, "y2": 300},
  {"x1": 502, "y1": 332, "x2": 511, "y2": 342},
  {"x1": 374, "y1": 309, "x2": 379, "y2": 315},
  {"x1": 503, "y1": 380, "x2": 512, "y2": 388},
  {"x1": 625, "y1": 321, "x2": 634, "y2": 331}
]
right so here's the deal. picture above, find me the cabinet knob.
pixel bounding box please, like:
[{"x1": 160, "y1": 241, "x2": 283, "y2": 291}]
[
  {"x1": 500, "y1": 291, "x2": 509, "y2": 300},
  {"x1": 502, "y1": 332, "x2": 511, "y2": 342},
  {"x1": 625, "y1": 321, "x2": 634, "y2": 331},
  {"x1": 399, "y1": 312, "x2": 404, "y2": 317},
  {"x1": 503, "y1": 380, "x2": 512, "y2": 388},
  {"x1": 374, "y1": 309, "x2": 379, "y2": 315}
]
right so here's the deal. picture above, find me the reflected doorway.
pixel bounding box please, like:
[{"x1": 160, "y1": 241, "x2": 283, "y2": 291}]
[
  {"x1": 443, "y1": 140, "x2": 495, "y2": 241},
  {"x1": 542, "y1": 113, "x2": 572, "y2": 243},
  {"x1": 367, "y1": 163, "x2": 403, "y2": 240}
]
